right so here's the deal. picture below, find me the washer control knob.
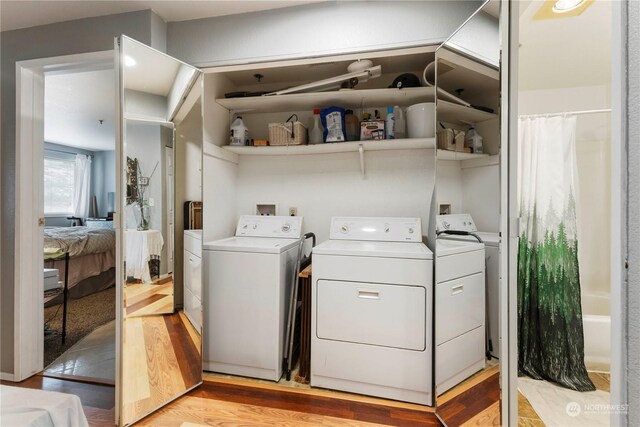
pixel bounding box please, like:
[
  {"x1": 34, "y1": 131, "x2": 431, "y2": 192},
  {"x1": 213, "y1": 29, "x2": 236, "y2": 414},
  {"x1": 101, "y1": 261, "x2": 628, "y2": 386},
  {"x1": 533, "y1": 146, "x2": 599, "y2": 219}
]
[
  {"x1": 340, "y1": 224, "x2": 350, "y2": 234},
  {"x1": 252, "y1": 224, "x2": 258, "y2": 230},
  {"x1": 282, "y1": 223, "x2": 291, "y2": 233},
  {"x1": 408, "y1": 227, "x2": 414, "y2": 234}
]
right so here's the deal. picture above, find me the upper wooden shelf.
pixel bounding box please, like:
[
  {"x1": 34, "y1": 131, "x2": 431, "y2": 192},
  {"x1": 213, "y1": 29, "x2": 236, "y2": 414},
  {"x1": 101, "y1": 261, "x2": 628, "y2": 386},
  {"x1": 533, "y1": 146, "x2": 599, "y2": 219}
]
[
  {"x1": 223, "y1": 138, "x2": 436, "y2": 156},
  {"x1": 437, "y1": 99, "x2": 498, "y2": 125},
  {"x1": 216, "y1": 87, "x2": 436, "y2": 114}
]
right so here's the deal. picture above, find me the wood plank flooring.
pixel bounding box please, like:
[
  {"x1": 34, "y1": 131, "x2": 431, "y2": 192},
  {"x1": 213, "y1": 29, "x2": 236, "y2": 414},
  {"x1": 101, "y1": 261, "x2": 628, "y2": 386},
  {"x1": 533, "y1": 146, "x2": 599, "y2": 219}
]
[
  {"x1": 125, "y1": 281, "x2": 174, "y2": 316},
  {"x1": 122, "y1": 310, "x2": 202, "y2": 424},
  {"x1": 3, "y1": 363, "x2": 503, "y2": 426},
  {"x1": 138, "y1": 379, "x2": 442, "y2": 426},
  {"x1": 436, "y1": 365, "x2": 501, "y2": 427}
]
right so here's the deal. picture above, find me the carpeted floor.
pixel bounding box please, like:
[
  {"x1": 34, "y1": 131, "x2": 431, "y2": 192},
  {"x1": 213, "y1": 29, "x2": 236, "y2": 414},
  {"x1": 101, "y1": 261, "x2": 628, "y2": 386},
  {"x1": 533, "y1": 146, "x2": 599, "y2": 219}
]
[{"x1": 44, "y1": 286, "x2": 116, "y2": 367}]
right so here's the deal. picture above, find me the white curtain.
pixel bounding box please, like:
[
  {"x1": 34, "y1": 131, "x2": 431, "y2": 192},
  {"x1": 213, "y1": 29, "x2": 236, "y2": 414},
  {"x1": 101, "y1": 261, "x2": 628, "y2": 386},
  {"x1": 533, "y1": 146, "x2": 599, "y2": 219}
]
[
  {"x1": 517, "y1": 114, "x2": 594, "y2": 391},
  {"x1": 518, "y1": 115, "x2": 580, "y2": 241},
  {"x1": 73, "y1": 154, "x2": 91, "y2": 219}
]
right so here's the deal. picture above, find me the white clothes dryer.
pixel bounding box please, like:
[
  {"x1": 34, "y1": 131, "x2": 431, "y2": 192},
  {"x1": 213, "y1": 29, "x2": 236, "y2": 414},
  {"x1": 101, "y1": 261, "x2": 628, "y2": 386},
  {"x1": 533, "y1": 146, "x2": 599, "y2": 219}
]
[
  {"x1": 437, "y1": 214, "x2": 501, "y2": 359},
  {"x1": 435, "y1": 214, "x2": 486, "y2": 395},
  {"x1": 203, "y1": 215, "x2": 303, "y2": 381},
  {"x1": 311, "y1": 217, "x2": 434, "y2": 406}
]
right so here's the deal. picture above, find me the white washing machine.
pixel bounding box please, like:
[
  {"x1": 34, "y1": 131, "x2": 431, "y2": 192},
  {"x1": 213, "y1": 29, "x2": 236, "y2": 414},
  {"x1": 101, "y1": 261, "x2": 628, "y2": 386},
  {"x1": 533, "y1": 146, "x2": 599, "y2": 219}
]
[
  {"x1": 202, "y1": 215, "x2": 303, "y2": 381},
  {"x1": 311, "y1": 217, "x2": 434, "y2": 406},
  {"x1": 435, "y1": 214, "x2": 486, "y2": 395},
  {"x1": 437, "y1": 214, "x2": 501, "y2": 359}
]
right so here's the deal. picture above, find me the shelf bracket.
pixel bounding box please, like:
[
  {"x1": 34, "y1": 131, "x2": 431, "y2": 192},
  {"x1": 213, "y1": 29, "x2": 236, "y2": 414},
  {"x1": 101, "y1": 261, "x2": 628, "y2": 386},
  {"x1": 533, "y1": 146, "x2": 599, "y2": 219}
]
[{"x1": 359, "y1": 144, "x2": 365, "y2": 178}]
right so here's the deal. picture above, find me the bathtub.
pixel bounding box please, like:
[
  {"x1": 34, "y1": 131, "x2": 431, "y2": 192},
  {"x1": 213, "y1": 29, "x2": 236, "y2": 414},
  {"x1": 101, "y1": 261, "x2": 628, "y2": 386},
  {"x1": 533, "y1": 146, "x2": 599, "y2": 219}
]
[{"x1": 581, "y1": 291, "x2": 611, "y2": 371}]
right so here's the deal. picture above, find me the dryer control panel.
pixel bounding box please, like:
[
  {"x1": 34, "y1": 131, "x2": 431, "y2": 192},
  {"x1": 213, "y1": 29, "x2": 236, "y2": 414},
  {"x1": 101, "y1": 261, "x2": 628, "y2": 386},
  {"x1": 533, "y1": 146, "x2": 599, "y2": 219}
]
[
  {"x1": 436, "y1": 214, "x2": 477, "y2": 232},
  {"x1": 329, "y1": 217, "x2": 422, "y2": 242},
  {"x1": 236, "y1": 215, "x2": 303, "y2": 239}
]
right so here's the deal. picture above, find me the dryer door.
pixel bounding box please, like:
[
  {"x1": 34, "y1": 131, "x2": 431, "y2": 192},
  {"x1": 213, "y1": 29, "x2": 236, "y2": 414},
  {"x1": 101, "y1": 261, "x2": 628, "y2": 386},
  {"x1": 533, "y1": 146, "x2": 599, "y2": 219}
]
[{"x1": 316, "y1": 280, "x2": 426, "y2": 351}]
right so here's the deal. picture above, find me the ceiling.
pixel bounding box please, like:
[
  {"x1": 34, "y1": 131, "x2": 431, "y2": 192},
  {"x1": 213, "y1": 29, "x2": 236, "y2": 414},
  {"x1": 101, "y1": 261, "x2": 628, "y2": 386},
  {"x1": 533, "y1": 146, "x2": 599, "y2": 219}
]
[
  {"x1": 45, "y1": 69, "x2": 116, "y2": 151},
  {"x1": 123, "y1": 39, "x2": 180, "y2": 96},
  {"x1": 0, "y1": 0, "x2": 324, "y2": 32},
  {"x1": 518, "y1": 0, "x2": 611, "y2": 90}
]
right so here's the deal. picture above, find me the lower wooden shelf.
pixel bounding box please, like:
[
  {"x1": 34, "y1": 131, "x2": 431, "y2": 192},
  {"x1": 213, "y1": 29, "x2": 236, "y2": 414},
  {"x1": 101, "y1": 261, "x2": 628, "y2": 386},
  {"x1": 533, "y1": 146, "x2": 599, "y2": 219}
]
[{"x1": 222, "y1": 138, "x2": 436, "y2": 156}]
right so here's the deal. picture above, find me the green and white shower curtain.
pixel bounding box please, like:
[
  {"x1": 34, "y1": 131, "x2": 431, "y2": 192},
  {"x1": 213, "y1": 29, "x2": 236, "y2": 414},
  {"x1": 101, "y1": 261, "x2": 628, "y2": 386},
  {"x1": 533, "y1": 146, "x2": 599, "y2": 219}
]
[{"x1": 517, "y1": 115, "x2": 595, "y2": 391}]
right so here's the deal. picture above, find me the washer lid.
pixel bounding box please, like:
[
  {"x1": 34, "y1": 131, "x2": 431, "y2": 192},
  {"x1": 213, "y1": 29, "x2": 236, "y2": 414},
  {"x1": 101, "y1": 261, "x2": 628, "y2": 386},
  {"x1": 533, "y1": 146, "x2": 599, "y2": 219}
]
[
  {"x1": 313, "y1": 240, "x2": 433, "y2": 260},
  {"x1": 476, "y1": 232, "x2": 500, "y2": 246},
  {"x1": 436, "y1": 239, "x2": 484, "y2": 257},
  {"x1": 203, "y1": 236, "x2": 300, "y2": 254},
  {"x1": 438, "y1": 231, "x2": 501, "y2": 246}
]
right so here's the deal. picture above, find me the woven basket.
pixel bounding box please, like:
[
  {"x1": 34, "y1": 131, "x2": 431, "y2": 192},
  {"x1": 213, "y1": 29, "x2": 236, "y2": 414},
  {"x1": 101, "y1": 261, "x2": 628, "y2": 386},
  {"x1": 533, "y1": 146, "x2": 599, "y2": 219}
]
[
  {"x1": 437, "y1": 128, "x2": 465, "y2": 151},
  {"x1": 269, "y1": 115, "x2": 308, "y2": 146}
]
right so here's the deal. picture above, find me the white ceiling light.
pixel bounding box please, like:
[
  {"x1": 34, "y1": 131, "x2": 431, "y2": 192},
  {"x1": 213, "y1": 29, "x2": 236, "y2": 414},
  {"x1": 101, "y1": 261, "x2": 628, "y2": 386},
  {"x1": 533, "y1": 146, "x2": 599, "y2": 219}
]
[
  {"x1": 124, "y1": 56, "x2": 136, "y2": 67},
  {"x1": 552, "y1": 0, "x2": 585, "y2": 13}
]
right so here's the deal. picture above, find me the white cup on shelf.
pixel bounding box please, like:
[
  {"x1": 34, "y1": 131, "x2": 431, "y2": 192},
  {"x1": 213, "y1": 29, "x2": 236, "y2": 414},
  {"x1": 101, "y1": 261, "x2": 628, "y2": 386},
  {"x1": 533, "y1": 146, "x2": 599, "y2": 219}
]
[{"x1": 406, "y1": 102, "x2": 436, "y2": 138}]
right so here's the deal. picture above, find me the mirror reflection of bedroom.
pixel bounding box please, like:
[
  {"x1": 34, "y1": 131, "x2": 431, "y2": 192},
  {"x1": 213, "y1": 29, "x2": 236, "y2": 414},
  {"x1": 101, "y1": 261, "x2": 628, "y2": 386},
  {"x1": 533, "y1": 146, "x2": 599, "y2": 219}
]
[
  {"x1": 123, "y1": 120, "x2": 175, "y2": 317},
  {"x1": 42, "y1": 67, "x2": 117, "y2": 385}
]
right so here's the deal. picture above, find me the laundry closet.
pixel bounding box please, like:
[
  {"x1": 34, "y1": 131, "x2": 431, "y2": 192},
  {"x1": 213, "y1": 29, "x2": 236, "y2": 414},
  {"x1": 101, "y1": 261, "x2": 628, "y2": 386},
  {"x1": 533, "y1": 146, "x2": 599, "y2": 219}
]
[
  {"x1": 193, "y1": 29, "x2": 500, "y2": 402},
  {"x1": 112, "y1": 2, "x2": 503, "y2": 425}
]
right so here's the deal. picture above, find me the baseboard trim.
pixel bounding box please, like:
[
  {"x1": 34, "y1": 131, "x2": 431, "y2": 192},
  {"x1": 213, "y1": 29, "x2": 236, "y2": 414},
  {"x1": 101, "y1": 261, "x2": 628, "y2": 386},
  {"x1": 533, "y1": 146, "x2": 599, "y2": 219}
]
[{"x1": 1, "y1": 372, "x2": 15, "y2": 381}]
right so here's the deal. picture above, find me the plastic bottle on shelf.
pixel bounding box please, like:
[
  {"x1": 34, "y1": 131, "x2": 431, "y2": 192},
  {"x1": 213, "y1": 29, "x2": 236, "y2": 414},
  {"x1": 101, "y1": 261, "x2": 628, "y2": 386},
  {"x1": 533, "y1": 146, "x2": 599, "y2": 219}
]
[
  {"x1": 230, "y1": 116, "x2": 249, "y2": 146},
  {"x1": 309, "y1": 109, "x2": 324, "y2": 144},
  {"x1": 386, "y1": 106, "x2": 395, "y2": 139},
  {"x1": 393, "y1": 105, "x2": 406, "y2": 139},
  {"x1": 465, "y1": 127, "x2": 484, "y2": 153},
  {"x1": 345, "y1": 109, "x2": 360, "y2": 141}
]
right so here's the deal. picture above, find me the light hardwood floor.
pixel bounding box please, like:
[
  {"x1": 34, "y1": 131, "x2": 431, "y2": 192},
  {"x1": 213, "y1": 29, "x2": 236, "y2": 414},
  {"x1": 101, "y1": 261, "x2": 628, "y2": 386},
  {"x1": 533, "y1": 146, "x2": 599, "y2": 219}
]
[
  {"x1": 122, "y1": 310, "x2": 201, "y2": 424},
  {"x1": 125, "y1": 281, "x2": 174, "y2": 316},
  {"x1": 4, "y1": 360, "x2": 504, "y2": 426}
]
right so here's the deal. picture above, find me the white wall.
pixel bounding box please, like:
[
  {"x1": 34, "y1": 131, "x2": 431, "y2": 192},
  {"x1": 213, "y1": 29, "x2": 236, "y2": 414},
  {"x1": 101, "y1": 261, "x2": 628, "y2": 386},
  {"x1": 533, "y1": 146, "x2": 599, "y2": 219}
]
[
  {"x1": 167, "y1": 1, "x2": 484, "y2": 67},
  {"x1": 462, "y1": 163, "x2": 500, "y2": 232},
  {"x1": 124, "y1": 89, "x2": 167, "y2": 121},
  {"x1": 93, "y1": 150, "x2": 116, "y2": 217},
  {"x1": 436, "y1": 159, "x2": 500, "y2": 233},
  {"x1": 175, "y1": 99, "x2": 203, "y2": 305},
  {"x1": 235, "y1": 149, "x2": 435, "y2": 244},
  {"x1": 437, "y1": 161, "x2": 464, "y2": 214},
  {"x1": 447, "y1": 11, "x2": 500, "y2": 67},
  {"x1": 519, "y1": 86, "x2": 611, "y2": 296},
  {"x1": 202, "y1": 154, "x2": 238, "y2": 243},
  {"x1": 125, "y1": 121, "x2": 164, "y2": 231}
]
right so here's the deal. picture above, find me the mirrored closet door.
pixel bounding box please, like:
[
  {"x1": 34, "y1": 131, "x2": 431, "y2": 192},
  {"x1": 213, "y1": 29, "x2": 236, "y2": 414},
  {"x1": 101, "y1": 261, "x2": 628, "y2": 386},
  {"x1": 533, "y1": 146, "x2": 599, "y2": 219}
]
[
  {"x1": 116, "y1": 35, "x2": 202, "y2": 427},
  {"x1": 433, "y1": 0, "x2": 503, "y2": 423}
]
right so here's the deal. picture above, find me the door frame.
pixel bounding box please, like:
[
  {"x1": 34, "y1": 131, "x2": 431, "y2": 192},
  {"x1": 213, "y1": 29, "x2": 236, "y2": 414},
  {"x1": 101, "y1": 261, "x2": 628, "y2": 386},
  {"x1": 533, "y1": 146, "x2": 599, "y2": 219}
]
[
  {"x1": 13, "y1": 50, "x2": 114, "y2": 382},
  {"x1": 503, "y1": 1, "x2": 629, "y2": 425},
  {"x1": 499, "y1": 0, "x2": 517, "y2": 425}
]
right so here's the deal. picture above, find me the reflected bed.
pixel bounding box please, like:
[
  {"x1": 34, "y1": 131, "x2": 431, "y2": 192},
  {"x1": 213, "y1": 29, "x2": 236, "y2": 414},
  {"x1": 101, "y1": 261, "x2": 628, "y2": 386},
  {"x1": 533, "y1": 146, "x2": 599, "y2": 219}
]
[{"x1": 44, "y1": 227, "x2": 116, "y2": 303}]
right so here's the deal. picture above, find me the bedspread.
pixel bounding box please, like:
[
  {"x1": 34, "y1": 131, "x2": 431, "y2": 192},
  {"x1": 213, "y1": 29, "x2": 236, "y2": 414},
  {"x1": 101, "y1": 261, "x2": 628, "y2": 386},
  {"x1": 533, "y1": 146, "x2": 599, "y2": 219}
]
[{"x1": 44, "y1": 226, "x2": 115, "y2": 257}]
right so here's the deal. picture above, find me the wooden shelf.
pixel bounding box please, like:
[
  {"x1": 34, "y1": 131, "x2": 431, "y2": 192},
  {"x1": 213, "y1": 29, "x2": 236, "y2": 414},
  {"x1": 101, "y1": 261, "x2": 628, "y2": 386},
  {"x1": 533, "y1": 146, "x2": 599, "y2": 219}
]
[
  {"x1": 223, "y1": 138, "x2": 436, "y2": 156},
  {"x1": 437, "y1": 149, "x2": 489, "y2": 161},
  {"x1": 437, "y1": 100, "x2": 497, "y2": 125},
  {"x1": 216, "y1": 87, "x2": 435, "y2": 114}
]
